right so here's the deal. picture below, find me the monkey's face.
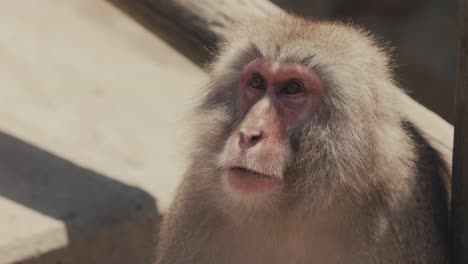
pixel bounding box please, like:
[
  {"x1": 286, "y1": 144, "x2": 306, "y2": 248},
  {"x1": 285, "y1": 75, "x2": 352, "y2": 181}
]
[
  {"x1": 196, "y1": 16, "x2": 395, "y2": 214},
  {"x1": 218, "y1": 58, "x2": 322, "y2": 201}
]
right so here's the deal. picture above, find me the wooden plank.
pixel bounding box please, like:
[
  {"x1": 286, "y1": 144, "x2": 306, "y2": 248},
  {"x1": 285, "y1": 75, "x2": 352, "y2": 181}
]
[
  {"x1": 450, "y1": 0, "x2": 468, "y2": 262},
  {"x1": 108, "y1": 0, "x2": 454, "y2": 167},
  {"x1": 109, "y1": 0, "x2": 282, "y2": 65}
]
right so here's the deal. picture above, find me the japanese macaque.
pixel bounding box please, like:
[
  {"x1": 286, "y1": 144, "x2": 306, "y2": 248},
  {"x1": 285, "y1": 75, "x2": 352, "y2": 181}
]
[{"x1": 155, "y1": 14, "x2": 450, "y2": 264}]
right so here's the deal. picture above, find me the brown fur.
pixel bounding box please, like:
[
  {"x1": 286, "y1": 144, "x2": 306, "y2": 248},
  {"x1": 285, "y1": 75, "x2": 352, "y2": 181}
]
[{"x1": 155, "y1": 14, "x2": 450, "y2": 264}]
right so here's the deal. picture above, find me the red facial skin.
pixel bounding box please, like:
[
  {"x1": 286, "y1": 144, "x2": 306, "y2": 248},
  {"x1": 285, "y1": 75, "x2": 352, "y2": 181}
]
[
  {"x1": 227, "y1": 59, "x2": 322, "y2": 196},
  {"x1": 237, "y1": 59, "x2": 322, "y2": 127}
]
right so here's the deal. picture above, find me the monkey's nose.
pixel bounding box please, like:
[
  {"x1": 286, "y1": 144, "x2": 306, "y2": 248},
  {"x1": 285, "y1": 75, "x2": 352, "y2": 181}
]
[{"x1": 239, "y1": 129, "x2": 263, "y2": 149}]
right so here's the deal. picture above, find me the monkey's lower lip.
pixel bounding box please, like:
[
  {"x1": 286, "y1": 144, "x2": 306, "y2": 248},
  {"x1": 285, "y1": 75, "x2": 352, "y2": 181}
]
[{"x1": 227, "y1": 167, "x2": 282, "y2": 195}]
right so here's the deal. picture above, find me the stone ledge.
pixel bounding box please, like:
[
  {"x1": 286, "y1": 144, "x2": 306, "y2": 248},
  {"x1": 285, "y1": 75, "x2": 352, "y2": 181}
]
[{"x1": 0, "y1": 1, "x2": 203, "y2": 263}]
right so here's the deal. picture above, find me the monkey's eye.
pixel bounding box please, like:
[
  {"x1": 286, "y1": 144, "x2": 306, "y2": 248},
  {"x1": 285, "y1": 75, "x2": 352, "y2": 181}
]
[
  {"x1": 249, "y1": 75, "x2": 266, "y2": 90},
  {"x1": 283, "y1": 81, "x2": 303, "y2": 95}
]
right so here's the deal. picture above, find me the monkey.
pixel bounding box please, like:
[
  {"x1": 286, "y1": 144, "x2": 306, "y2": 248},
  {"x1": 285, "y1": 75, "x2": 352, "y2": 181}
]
[{"x1": 155, "y1": 14, "x2": 450, "y2": 264}]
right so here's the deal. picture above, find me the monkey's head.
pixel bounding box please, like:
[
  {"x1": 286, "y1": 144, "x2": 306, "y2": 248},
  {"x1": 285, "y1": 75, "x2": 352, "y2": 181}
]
[{"x1": 194, "y1": 15, "x2": 411, "y2": 217}]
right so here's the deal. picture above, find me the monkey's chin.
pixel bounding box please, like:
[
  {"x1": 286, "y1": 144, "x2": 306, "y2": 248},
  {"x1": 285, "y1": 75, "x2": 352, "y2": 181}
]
[{"x1": 226, "y1": 167, "x2": 283, "y2": 196}]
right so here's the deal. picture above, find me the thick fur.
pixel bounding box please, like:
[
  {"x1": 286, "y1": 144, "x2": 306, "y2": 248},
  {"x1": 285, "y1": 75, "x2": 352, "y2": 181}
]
[{"x1": 155, "y1": 15, "x2": 450, "y2": 263}]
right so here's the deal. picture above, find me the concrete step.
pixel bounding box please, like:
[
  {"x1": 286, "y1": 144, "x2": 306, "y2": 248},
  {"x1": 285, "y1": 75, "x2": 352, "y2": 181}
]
[{"x1": 0, "y1": 1, "x2": 205, "y2": 263}]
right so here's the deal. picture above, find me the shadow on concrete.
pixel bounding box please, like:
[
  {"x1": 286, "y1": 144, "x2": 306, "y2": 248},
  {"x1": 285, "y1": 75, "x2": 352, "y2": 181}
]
[{"x1": 0, "y1": 131, "x2": 159, "y2": 264}]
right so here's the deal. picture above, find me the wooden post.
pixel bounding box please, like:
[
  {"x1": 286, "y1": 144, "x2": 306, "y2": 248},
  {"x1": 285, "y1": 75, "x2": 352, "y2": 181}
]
[{"x1": 451, "y1": 0, "x2": 468, "y2": 262}]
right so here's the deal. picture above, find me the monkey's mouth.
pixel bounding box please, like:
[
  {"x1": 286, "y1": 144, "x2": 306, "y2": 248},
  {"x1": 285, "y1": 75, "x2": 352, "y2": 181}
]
[{"x1": 227, "y1": 167, "x2": 282, "y2": 195}]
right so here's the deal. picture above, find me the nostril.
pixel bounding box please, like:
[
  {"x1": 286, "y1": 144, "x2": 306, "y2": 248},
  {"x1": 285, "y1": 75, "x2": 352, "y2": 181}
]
[
  {"x1": 240, "y1": 131, "x2": 263, "y2": 146},
  {"x1": 239, "y1": 130, "x2": 263, "y2": 148}
]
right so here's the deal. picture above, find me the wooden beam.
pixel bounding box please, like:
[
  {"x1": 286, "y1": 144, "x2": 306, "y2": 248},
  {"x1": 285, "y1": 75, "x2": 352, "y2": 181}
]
[
  {"x1": 108, "y1": 0, "x2": 454, "y2": 166},
  {"x1": 450, "y1": 0, "x2": 468, "y2": 262},
  {"x1": 108, "y1": 0, "x2": 282, "y2": 65}
]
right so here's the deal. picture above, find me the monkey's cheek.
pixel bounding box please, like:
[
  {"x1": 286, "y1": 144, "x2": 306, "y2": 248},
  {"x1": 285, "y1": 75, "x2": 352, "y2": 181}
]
[{"x1": 226, "y1": 169, "x2": 283, "y2": 196}]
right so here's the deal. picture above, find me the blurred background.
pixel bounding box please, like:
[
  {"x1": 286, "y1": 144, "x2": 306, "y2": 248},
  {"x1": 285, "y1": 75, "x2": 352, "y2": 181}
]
[{"x1": 0, "y1": 0, "x2": 456, "y2": 263}]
